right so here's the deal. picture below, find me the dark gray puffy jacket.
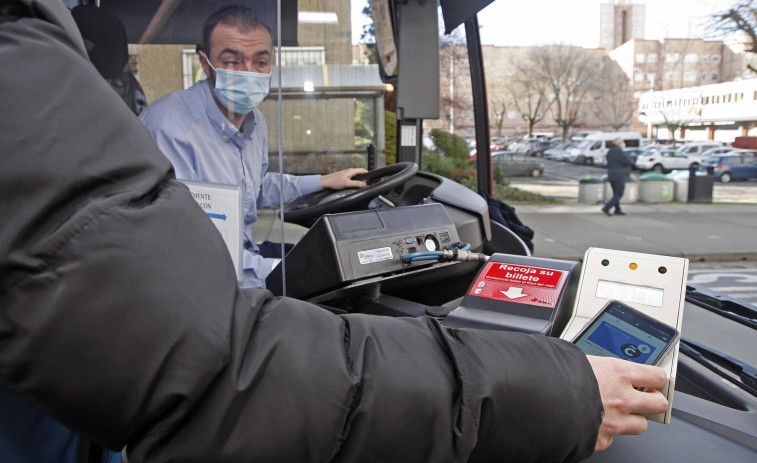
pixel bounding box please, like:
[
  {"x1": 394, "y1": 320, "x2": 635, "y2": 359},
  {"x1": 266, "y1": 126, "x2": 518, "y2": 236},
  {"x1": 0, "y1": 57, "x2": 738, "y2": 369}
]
[{"x1": 0, "y1": 1, "x2": 602, "y2": 461}]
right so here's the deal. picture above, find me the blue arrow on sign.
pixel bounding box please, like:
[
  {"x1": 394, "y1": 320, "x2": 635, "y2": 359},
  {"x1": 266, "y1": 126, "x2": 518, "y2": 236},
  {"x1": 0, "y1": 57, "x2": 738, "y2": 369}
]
[{"x1": 207, "y1": 212, "x2": 227, "y2": 221}]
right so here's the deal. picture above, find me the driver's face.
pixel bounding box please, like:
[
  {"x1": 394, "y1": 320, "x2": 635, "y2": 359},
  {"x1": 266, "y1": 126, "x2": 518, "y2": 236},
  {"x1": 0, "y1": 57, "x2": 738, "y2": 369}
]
[{"x1": 200, "y1": 23, "x2": 273, "y2": 85}]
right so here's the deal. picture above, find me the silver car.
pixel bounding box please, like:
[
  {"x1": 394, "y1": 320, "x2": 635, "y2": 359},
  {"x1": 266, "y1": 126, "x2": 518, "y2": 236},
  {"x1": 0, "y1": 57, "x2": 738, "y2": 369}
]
[{"x1": 491, "y1": 151, "x2": 544, "y2": 177}]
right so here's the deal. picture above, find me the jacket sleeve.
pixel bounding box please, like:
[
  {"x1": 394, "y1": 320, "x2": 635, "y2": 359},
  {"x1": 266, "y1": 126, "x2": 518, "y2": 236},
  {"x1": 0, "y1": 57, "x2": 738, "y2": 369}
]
[{"x1": 0, "y1": 2, "x2": 602, "y2": 462}]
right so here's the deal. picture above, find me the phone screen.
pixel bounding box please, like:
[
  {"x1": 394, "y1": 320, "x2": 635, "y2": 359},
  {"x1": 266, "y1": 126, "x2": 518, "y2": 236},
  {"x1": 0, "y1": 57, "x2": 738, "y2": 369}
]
[{"x1": 573, "y1": 301, "x2": 678, "y2": 365}]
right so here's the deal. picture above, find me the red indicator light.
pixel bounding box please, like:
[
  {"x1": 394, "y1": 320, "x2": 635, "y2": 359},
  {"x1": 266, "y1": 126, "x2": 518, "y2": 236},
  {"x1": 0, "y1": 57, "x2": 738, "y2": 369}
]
[{"x1": 658, "y1": 266, "x2": 667, "y2": 274}]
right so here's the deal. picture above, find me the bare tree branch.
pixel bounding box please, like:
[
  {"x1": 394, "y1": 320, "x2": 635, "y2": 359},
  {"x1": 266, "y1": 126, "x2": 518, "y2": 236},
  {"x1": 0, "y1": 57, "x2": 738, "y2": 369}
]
[{"x1": 710, "y1": 2, "x2": 757, "y2": 53}]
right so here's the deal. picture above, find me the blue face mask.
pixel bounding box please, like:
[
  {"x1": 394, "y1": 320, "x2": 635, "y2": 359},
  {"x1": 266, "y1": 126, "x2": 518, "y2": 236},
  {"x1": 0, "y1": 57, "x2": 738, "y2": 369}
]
[{"x1": 205, "y1": 57, "x2": 270, "y2": 115}]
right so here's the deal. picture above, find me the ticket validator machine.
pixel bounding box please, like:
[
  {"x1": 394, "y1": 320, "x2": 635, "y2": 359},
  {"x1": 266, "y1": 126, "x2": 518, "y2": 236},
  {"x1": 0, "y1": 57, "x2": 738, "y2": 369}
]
[
  {"x1": 560, "y1": 248, "x2": 688, "y2": 424},
  {"x1": 446, "y1": 248, "x2": 687, "y2": 424}
]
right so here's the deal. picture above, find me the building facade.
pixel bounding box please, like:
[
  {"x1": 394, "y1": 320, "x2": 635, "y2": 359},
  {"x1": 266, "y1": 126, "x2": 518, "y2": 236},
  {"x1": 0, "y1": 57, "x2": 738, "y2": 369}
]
[
  {"x1": 639, "y1": 78, "x2": 757, "y2": 142},
  {"x1": 609, "y1": 38, "x2": 741, "y2": 136},
  {"x1": 599, "y1": 1, "x2": 645, "y2": 52}
]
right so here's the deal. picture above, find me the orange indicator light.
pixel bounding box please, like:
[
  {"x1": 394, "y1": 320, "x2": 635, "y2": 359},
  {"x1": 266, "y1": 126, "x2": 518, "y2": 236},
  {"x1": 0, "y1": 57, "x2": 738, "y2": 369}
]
[{"x1": 629, "y1": 263, "x2": 638, "y2": 270}]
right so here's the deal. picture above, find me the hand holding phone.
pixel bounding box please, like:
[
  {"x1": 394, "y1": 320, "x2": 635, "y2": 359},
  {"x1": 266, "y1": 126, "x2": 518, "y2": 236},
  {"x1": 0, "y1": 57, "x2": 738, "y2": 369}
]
[
  {"x1": 572, "y1": 300, "x2": 679, "y2": 366},
  {"x1": 586, "y1": 355, "x2": 669, "y2": 451}
]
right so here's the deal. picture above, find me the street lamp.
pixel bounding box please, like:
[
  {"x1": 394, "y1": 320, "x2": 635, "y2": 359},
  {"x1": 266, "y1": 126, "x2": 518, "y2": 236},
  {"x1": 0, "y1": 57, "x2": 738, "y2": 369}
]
[{"x1": 647, "y1": 74, "x2": 655, "y2": 139}]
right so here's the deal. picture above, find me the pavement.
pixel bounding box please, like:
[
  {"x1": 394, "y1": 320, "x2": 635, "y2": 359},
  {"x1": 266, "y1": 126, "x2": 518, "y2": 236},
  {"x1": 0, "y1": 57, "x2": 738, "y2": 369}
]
[
  {"x1": 508, "y1": 178, "x2": 757, "y2": 264},
  {"x1": 252, "y1": 180, "x2": 757, "y2": 266},
  {"x1": 514, "y1": 202, "x2": 757, "y2": 264}
]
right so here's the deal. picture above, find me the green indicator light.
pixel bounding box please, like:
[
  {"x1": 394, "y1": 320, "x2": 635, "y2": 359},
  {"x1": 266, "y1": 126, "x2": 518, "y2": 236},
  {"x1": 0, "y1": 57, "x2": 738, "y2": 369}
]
[{"x1": 601, "y1": 259, "x2": 610, "y2": 266}]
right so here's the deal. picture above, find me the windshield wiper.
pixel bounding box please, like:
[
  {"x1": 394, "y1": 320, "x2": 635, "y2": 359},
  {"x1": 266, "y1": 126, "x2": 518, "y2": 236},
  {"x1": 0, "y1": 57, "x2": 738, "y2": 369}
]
[
  {"x1": 686, "y1": 285, "x2": 757, "y2": 331},
  {"x1": 679, "y1": 337, "x2": 757, "y2": 397}
]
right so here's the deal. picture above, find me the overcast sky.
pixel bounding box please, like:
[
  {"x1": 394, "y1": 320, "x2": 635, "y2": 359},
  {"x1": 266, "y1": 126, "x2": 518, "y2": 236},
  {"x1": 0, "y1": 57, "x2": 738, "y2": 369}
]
[{"x1": 350, "y1": 0, "x2": 739, "y2": 47}]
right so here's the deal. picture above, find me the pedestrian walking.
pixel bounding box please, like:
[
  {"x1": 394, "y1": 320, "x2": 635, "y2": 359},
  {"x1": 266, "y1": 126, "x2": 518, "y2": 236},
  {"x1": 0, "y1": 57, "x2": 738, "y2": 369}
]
[{"x1": 602, "y1": 138, "x2": 633, "y2": 216}]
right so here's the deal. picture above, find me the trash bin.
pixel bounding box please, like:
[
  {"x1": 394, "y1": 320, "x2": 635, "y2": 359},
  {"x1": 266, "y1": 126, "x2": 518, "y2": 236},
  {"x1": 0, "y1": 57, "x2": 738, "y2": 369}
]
[
  {"x1": 666, "y1": 168, "x2": 714, "y2": 203},
  {"x1": 638, "y1": 172, "x2": 674, "y2": 203},
  {"x1": 578, "y1": 176, "x2": 605, "y2": 204},
  {"x1": 687, "y1": 164, "x2": 714, "y2": 203},
  {"x1": 667, "y1": 170, "x2": 690, "y2": 202},
  {"x1": 603, "y1": 176, "x2": 638, "y2": 204}
]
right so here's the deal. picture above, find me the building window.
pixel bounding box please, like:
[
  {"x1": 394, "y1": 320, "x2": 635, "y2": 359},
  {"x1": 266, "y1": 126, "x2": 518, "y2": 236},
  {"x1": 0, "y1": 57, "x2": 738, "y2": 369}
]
[
  {"x1": 647, "y1": 54, "x2": 658, "y2": 63},
  {"x1": 182, "y1": 49, "x2": 201, "y2": 89},
  {"x1": 701, "y1": 55, "x2": 709, "y2": 63},
  {"x1": 665, "y1": 72, "x2": 680, "y2": 81},
  {"x1": 712, "y1": 55, "x2": 721, "y2": 63},
  {"x1": 634, "y1": 72, "x2": 645, "y2": 81},
  {"x1": 635, "y1": 53, "x2": 646, "y2": 63},
  {"x1": 684, "y1": 53, "x2": 698, "y2": 63},
  {"x1": 684, "y1": 72, "x2": 696, "y2": 81},
  {"x1": 701, "y1": 72, "x2": 708, "y2": 81},
  {"x1": 666, "y1": 53, "x2": 680, "y2": 63},
  {"x1": 507, "y1": 110, "x2": 519, "y2": 119},
  {"x1": 712, "y1": 73, "x2": 719, "y2": 80},
  {"x1": 278, "y1": 47, "x2": 326, "y2": 66}
]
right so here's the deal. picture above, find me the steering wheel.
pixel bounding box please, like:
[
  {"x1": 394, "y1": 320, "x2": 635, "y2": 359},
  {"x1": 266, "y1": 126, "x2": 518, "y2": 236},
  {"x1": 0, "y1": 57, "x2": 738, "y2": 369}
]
[{"x1": 283, "y1": 162, "x2": 419, "y2": 227}]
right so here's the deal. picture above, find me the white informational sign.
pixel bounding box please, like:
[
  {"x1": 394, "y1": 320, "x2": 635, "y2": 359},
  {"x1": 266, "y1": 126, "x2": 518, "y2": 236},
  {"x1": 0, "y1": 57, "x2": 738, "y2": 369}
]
[{"x1": 182, "y1": 180, "x2": 243, "y2": 281}]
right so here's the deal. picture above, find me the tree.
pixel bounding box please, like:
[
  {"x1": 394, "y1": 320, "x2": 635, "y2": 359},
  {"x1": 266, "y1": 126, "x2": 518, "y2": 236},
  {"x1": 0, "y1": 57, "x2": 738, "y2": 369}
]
[
  {"x1": 506, "y1": 49, "x2": 552, "y2": 138},
  {"x1": 429, "y1": 128, "x2": 470, "y2": 160},
  {"x1": 385, "y1": 110, "x2": 397, "y2": 164},
  {"x1": 594, "y1": 58, "x2": 634, "y2": 130},
  {"x1": 530, "y1": 45, "x2": 602, "y2": 141},
  {"x1": 360, "y1": 2, "x2": 375, "y2": 44},
  {"x1": 439, "y1": 28, "x2": 469, "y2": 134},
  {"x1": 489, "y1": 93, "x2": 508, "y2": 138},
  {"x1": 651, "y1": 91, "x2": 704, "y2": 145},
  {"x1": 711, "y1": 1, "x2": 757, "y2": 73}
]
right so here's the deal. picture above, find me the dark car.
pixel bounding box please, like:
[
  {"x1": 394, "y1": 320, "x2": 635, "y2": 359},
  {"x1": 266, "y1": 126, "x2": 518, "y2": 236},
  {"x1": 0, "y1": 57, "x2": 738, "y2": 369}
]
[
  {"x1": 491, "y1": 151, "x2": 544, "y2": 177},
  {"x1": 622, "y1": 147, "x2": 647, "y2": 167},
  {"x1": 527, "y1": 140, "x2": 559, "y2": 157},
  {"x1": 701, "y1": 154, "x2": 757, "y2": 183}
]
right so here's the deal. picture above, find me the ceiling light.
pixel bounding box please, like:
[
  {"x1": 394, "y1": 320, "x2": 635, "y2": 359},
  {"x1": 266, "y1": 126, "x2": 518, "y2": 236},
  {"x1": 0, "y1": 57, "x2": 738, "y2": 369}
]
[{"x1": 298, "y1": 12, "x2": 338, "y2": 24}]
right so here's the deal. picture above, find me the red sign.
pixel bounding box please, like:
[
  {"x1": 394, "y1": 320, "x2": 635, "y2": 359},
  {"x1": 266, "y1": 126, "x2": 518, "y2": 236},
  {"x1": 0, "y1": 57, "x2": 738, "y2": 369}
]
[
  {"x1": 468, "y1": 262, "x2": 567, "y2": 308},
  {"x1": 484, "y1": 263, "x2": 562, "y2": 288}
]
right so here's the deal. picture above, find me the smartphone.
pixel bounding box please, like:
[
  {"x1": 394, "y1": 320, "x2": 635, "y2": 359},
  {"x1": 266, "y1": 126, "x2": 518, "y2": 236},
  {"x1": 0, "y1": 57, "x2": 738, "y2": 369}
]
[{"x1": 572, "y1": 300, "x2": 679, "y2": 366}]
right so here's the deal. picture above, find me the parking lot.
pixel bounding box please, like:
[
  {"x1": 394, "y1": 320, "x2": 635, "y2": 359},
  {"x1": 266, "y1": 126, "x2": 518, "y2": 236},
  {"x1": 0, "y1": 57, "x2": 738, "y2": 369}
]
[{"x1": 507, "y1": 158, "x2": 757, "y2": 204}]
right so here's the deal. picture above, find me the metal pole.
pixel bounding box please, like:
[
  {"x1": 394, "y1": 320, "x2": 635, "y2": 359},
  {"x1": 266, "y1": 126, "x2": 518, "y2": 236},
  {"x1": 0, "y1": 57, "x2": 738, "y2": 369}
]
[{"x1": 465, "y1": 16, "x2": 492, "y2": 195}]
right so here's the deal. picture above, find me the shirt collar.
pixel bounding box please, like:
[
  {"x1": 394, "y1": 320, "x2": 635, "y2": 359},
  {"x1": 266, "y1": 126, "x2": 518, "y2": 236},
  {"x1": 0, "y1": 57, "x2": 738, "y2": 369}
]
[{"x1": 201, "y1": 80, "x2": 257, "y2": 141}]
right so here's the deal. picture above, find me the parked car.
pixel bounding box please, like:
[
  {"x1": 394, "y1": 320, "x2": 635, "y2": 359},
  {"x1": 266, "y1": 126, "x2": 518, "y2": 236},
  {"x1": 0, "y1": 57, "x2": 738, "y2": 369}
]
[
  {"x1": 566, "y1": 131, "x2": 642, "y2": 165},
  {"x1": 544, "y1": 142, "x2": 574, "y2": 161},
  {"x1": 622, "y1": 147, "x2": 647, "y2": 167},
  {"x1": 700, "y1": 146, "x2": 735, "y2": 158},
  {"x1": 675, "y1": 142, "x2": 727, "y2": 156},
  {"x1": 635, "y1": 148, "x2": 706, "y2": 173},
  {"x1": 701, "y1": 154, "x2": 757, "y2": 183},
  {"x1": 508, "y1": 137, "x2": 540, "y2": 154},
  {"x1": 526, "y1": 140, "x2": 559, "y2": 157},
  {"x1": 491, "y1": 151, "x2": 544, "y2": 177},
  {"x1": 489, "y1": 136, "x2": 507, "y2": 150},
  {"x1": 570, "y1": 131, "x2": 596, "y2": 141}
]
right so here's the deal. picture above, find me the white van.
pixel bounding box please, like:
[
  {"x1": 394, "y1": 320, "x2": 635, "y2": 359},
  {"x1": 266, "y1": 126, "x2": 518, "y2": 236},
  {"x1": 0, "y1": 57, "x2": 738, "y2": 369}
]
[{"x1": 566, "y1": 131, "x2": 642, "y2": 165}]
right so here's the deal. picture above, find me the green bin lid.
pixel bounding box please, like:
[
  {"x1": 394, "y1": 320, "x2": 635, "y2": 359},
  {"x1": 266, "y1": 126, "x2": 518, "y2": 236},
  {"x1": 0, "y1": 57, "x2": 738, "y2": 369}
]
[
  {"x1": 579, "y1": 175, "x2": 603, "y2": 183},
  {"x1": 639, "y1": 172, "x2": 669, "y2": 181}
]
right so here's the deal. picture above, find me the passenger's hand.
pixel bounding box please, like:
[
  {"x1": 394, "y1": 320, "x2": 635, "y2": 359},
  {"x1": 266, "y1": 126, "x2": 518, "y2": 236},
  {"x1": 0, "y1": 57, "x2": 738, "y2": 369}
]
[
  {"x1": 321, "y1": 167, "x2": 368, "y2": 190},
  {"x1": 587, "y1": 355, "x2": 669, "y2": 452}
]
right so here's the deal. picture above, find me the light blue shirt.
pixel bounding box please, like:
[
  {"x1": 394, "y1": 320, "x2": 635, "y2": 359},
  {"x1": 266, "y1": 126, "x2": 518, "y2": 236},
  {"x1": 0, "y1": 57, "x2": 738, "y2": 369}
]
[{"x1": 139, "y1": 80, "x2": 322, "y2": 288}]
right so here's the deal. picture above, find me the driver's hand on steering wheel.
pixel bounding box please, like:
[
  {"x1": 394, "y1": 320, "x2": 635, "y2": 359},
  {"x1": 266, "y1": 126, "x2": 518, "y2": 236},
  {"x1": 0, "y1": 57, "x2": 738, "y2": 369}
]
[{"x1": 321, "y1": 167, "x2": 368, "y2": 190}]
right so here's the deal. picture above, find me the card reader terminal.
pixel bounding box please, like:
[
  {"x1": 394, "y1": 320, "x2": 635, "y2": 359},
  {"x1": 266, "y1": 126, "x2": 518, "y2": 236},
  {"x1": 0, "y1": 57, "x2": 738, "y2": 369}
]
[{"x1": 444, "y1": 254, "x2": 581, "y2": 336}]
